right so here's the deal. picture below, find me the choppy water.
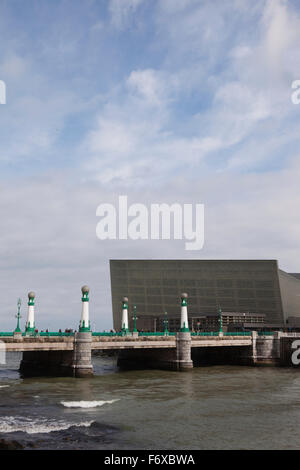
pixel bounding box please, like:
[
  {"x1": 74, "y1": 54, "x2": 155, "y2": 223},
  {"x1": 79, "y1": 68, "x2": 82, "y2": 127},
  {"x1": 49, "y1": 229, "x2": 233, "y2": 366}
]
[{"x1": 0, "y1": 352, "x2": 300, "y2": 449}]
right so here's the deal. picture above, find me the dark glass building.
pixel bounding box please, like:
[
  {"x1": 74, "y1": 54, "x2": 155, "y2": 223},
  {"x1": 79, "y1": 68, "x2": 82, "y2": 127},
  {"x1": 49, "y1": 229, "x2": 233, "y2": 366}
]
[{"x1": 110, "y1": 260, "x2": 300, "y2": 331}]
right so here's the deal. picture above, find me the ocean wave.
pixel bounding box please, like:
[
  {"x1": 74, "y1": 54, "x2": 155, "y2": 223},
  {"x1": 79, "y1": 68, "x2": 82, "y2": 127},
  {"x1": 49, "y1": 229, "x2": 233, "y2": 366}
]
[
  {"x1": 60, "y1": 399, "x2": 119, "y2": 408},
  {"x1": 0, "y1": 416, "x2": 95, "y2": 434}
]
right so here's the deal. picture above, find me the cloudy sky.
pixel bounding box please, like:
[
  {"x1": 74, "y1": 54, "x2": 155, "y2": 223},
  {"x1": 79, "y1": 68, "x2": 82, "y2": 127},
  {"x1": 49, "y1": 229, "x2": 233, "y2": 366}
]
[{"x1": 0, "y1": 0, "x2": 299, "y2": 330}]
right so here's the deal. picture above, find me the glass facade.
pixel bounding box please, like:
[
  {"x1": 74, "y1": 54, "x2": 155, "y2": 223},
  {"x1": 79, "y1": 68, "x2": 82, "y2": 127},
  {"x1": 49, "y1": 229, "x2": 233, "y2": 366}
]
[{"x1": 110, "y1": 260, "x2": 284, "y2": 330}]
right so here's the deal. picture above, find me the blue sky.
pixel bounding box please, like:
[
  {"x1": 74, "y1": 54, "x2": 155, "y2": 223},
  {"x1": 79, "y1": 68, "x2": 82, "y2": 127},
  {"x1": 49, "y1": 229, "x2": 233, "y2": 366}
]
[{"x1": 0, "y1": 0, "x2": 300, "y2": 330}]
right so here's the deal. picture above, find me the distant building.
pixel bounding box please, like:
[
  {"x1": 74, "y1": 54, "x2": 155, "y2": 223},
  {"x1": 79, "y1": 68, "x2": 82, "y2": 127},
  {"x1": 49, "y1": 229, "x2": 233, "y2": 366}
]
[
  {"x1": 127, "y1": 311, "x2": 265, "y2": 333},
  {"x1": 110, "y1": 260, "x2": 300, "y2": 331}
]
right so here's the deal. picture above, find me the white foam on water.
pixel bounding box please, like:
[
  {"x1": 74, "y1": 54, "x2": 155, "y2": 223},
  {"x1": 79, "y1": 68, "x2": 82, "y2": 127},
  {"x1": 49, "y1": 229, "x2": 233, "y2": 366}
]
[
  {"x1": 60, "y1": 399, "x2": 119, "y2": 408},
  {"x1": 0, "y1": 416, "x2": 95, "y2": 434},
  {"x1": 0, "y1": 385, "x2": 9, "y2": 389}
]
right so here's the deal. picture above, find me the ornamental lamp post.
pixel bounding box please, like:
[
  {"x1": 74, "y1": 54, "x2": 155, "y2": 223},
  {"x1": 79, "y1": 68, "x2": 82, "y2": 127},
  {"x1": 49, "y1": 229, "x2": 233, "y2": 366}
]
[
  {"x1": 15, "y1": 298, "x2": 22, "y2": 333},
  {"x1": 180, "y1": 293, "x2": 189, "y2": 332},
  {"x1": 219, "y1": 306, "x2": 223, "y2": 334},
  {"x1": 121, "y1": 297, "x2": 129, "y2": 334},
  {"x1": 79, "y1": 285, "x2": 91, "y2": 332},
  {"x1": 132, "y1": 304, "x2": 138, "y2": 333},
  {"x1": 25, "y1": 292, "x2": 36, "y2": 334},
  {"x1": 164, "y1": 311, "x2": 168, "y2": 336}
]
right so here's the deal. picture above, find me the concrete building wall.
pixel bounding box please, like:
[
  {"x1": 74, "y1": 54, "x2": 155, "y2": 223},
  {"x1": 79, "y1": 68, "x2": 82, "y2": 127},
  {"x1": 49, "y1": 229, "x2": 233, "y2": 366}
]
[
  {"x1": 110, "y1": 260, "x2": 284, "y2": 330},
  {"x1": 278, "y1": 270, "x2": 300, "y2": 322}
]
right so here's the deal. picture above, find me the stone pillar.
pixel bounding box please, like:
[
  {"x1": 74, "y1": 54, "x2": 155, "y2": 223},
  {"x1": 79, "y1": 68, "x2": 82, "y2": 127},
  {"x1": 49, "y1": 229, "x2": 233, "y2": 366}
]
[
  {"x1": 73, "y1": 285, "x2": 93, "y2": 377},
  {"x1": 175, "y1": 332, "x2": 193, "y2": 370},
  {"x1": 72, "y1": 331, "x2": 93, "y2": 378},
  {"x1": 180, "y1": 293, "x2": 189, "y2": 332},
  {"x1": 121, "y1": 297, "x2": 129, "y2": 333},
  {"x1": 251, "y1": 330, "x2": 258, "y2": 364},
  {"x1": 252, "y1": 331, "x2": 281, "y2": 366},
  {"x1": 274, "y1": 331, "x2": 283, "y2": 361},
  {"x1": 175, "y1": 294, "x2": 193, "y2": 370},
  {"x1": 25, "y1": 291, "x2": 36, "y2": 335}
]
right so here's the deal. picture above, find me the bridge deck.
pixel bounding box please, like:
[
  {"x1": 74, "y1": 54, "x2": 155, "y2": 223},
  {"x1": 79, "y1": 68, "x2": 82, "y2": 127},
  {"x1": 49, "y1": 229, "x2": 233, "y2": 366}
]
[
  {"x1": 2, "y1": 337, "x2": 74, "y2": 352},
  {"x1": 0, "y1": 335, "x2": 252, "y2": 351}
]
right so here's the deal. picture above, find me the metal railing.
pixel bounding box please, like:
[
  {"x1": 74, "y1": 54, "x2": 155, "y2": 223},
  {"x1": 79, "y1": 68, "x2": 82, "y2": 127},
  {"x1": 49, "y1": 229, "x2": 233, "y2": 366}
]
[
  {"x1": 138, "y1": 332, "x2": 176, "y2": 336},
  {"x1": 0, "y1": 330, "x2": 284, "y2": 338},
  {"x1": 0, "y1": 331, "x2": 75, "y2": 337},
  {"x1": 191, "y1": 332, "x2": 219, "y2": 336},
  {"x1": 38, "y1": 331, "x2": 75, "y2": 337},
  {"x1": 92, "y1": 332, "x2": 124, "y2": 337},
  {"x1": 191, "y1": 331, "x2": 251, "y2": 336},
  {"x1": 258, "y1": 331, "x2": 275, "y2": 336},
  {"x1": 224, "y1": 332, "x2": 252, "y2": 336}
]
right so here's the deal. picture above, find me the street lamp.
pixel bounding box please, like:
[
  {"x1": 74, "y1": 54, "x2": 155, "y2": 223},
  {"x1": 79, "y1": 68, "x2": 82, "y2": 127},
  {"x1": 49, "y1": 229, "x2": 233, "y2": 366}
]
[
  {"x1": 164, "y1": 311, "x2": 168, "y2": 336},
  {"x1": 132, "y1": 305, "x2": 138, "y2": 333},
  {"x1": 15, "y1": 298, "x2": 22, "y2": 333},
  {"x1": 218, "y1": 306, "x2": 222, "y2": 334}
]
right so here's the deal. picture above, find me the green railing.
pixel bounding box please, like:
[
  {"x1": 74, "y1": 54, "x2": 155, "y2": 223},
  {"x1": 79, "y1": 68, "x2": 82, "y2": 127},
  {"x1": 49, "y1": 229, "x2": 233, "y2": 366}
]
[
  {"x1": 0, "y1": 330, "x2": 275, "y2": 338},
  {"x1": 191, "y1": 331, "x2": 251, "y2": 336},
  {"x1": 191, "y1": 332, "x2": 219, "y2": 336},
  {"x1": 38, "y1": 332, "x2": 75, "y2": 337},
  {"x1": 258, "y1": 331, "x2": 274, "y2": 336},
  {"x1": 224, "y1": 332, "x2": 252, "y2": 336},
  {"x1": 0, "y1": 331, "x2": 75, "y2": 337},
  {"x1": 92, "y1": 332, "x2": 124, "y2": 337},
  {"x1": 138, "y1": 332, "x2": 176, "y2": 336}
]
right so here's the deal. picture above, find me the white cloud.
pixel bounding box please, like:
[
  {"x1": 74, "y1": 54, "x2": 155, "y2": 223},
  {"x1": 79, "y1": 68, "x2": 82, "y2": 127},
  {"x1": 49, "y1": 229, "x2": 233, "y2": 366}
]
[
  {"x1": 1, "y1": 0, "x2": 300, "y2": 331},
  {"x1": 88, "y1": 118, "x2": 136, "y2": 156},
  {"x1": 109, "y1": 0, "x2": 145, "y2": 29},
  {"x1": 1, "y1": 158, "x2": 300, "y2": 330},
  {"x1": 261, "y1": 0, "x2": 300, "y2": 76},
  {"x1": 127, "y1": 69, "x2": 167, "y2": 106}
]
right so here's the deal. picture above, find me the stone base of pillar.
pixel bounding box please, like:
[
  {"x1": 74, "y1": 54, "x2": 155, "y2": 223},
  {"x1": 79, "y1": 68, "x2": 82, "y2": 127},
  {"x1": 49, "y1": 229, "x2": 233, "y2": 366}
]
[
  {"x1": 173, "y1": 332, "x2": 193, "y2": 371},
  {"x1": 71, "y1": 332, "x2": 94, "y2": 378},
  {"x1": 172, "y1": 360, "x2": 194, "y2": 371}
]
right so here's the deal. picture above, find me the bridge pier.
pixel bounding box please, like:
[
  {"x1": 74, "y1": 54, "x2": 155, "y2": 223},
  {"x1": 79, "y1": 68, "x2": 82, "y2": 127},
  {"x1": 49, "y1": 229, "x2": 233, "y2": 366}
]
[
  {"x1": 173, "y1": 332, "x2": 193, "y2": 371},
  {"x1": 71, "y1": 331, "x2": 93, "y2": 378},
  {"x1": 117, "y1": 293, "x2": 193, "y2": 372},
  {"x1": 116, "y1": 332, "x2": 193, "y2": 372},
  {"x1": 20, "y1": 285, "x2": 94, "y2": 378},
  {"x1": 19, "y1": 333, "x2": 94, "y2": 378}
]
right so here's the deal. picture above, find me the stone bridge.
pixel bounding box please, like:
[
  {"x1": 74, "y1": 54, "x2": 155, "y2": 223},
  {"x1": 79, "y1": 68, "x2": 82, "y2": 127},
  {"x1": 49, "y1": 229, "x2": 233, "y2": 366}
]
[
  {"x1": 0, "y1": 332, "x2": 253, "y2": 377},
  {"x1": 1, "y1": 287, "x2": 299, "y2": 377}
]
